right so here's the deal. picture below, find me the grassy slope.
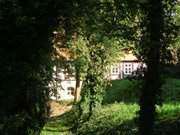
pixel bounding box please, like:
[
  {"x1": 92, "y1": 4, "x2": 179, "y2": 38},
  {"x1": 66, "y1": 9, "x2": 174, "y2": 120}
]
[
  {"x1": 41, "y1": 78, "x2": 180, "y2": 135},
  {"x1": 41, "y1": 103, "x2": 139, "y2": 135}
]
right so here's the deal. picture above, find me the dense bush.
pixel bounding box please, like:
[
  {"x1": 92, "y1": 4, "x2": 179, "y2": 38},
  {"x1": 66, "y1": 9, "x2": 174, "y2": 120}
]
[
  {"x1": 103, "y1": 78, "x2": 180, "y2": 104},
  {"x1": 103, "y1": 79, "x2": 141, "y2": 104},
  {"x1": 162, "y1": 64, "x2": 180, "y2": 79},
  {"x1": 161, "y1": 78, "x2": 180, "y2": 102}
]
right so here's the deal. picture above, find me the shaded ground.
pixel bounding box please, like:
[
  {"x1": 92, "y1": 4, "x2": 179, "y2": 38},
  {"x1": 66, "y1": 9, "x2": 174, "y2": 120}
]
[{"x1": 155, "y1": 117, "x2": 180, "y2": 135}]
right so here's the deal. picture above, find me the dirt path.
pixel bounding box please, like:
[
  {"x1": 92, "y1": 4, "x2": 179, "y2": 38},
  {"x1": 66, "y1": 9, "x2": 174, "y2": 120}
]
[{"x1": 48, "y1": 101, "x2": 72, "y2": 117}]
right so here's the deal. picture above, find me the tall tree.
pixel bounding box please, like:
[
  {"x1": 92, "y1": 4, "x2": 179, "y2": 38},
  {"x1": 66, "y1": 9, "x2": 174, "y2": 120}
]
[
  {"x1": 0, "y1": 0, "x2": 61, "y2": 134},
  {"x1": 139, "y1": 1, "x2": 163, "y2": 134},
  {"x1": 138, "y1": 0, "x2": 179, "y2": 135}
]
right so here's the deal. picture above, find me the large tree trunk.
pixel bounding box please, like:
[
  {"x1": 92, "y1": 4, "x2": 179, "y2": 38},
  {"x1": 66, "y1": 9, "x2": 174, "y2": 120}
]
[{"x1": 139, "y1": 0, "x2": 163, "y2": 135}]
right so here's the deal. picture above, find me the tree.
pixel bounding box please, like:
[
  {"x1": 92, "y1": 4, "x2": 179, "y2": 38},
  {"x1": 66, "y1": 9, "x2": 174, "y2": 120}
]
[
  {"x1": 0, "y1": 0, "x2": 61, "y2": 134},
  {"x1": 70, "y1": 35, "x2": 89, "y2": 103},
  {"x1": 138, "y1": 0, "x2": 179, "y2": 135}
]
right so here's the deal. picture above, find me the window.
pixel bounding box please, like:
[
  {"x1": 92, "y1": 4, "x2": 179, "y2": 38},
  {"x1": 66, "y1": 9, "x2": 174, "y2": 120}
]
[
  {"x1": 112, "y1": 64, "x2": 119, "y2": 74},
  {"x1": 67, "y1": 87, "x2": 75, "y2": 96},
  {"x1": 124, "y1": 63, "x2": 132, "y2": 74}
]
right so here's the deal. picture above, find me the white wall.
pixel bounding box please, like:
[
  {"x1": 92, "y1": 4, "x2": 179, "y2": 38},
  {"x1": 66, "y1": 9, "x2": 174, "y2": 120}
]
[
  {"x1": 50, "y1": 80, "x2": 83, "y2": 101},
  {"x1": 110, "y1": 61, "x2": 145, "y2": 80},
  {"x1": 50, "y1": 61, "x2": 146, "y2": 100},
  {"x1": 49, "y1": 66, "x2": 83, "y2": 101}
]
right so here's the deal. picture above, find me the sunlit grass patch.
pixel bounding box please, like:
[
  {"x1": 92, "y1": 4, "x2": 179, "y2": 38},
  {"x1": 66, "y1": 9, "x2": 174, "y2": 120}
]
[
  {"x1": 157, "y1": 102, "x2": 180, "y2": 119},
  {"x1": 41, "y1": 102, "x2": 139, "y2": 135},
  {"x1": 77, "y1": 102, "x2": 139, "y2": 135},
  {"x1": 41, "y1": 104, "x2": 75, "y2": 135}
]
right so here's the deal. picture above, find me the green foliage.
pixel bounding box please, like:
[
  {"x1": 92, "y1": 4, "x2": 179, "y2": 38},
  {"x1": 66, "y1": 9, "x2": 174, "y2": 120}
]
[
  {"x1": 71, "y1": 0, "x2": 140, "y2": 125},
  {"x1": 104, "y1": 78, "x2": 180, "y2": 104},
  {"x1": 103, "y1": 79, "x2": 141, "y2": 104},
  {"x1": 157, "y1": 103, "x2": 180, "y2": 119},
  {"x1": 161, "y1": 78, "x2": 180, "y2": 102},
  {"x1": 41, "y1": 103, "x2": 139, "y2": 135},
  {"x1": 76, "y1": 42, "x2": 112, "y2": 123},
  {"x1": 167, "y1": 4, "x2": 180, "y2": 64},
  {"x1": 136, "y1": 0, "x2": 180, "y2": 64},
  {"x1": 76, "y1": 103, "x2": 139, "y2": 135},
  {"x1": 69, "y1": 35, "x2": 90, "y2": 79}
]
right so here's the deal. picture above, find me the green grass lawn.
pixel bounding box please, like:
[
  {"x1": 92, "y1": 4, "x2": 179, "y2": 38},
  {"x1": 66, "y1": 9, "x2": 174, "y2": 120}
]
[
  {"x1": 41, "y1": 78, "x2": 180, "y2": 135},
  {"x1": 41, "y1": 103, "x2": 139, "y2": 135}
]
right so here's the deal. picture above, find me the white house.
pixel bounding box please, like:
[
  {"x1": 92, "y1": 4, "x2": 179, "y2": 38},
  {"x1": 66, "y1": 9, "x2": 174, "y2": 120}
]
[
  {"x1": 50, "y1": 49, "x2": 145, "y2": 100},
  {"x1": 109, "y1": 52, "x2": 146, "y2": 80}
]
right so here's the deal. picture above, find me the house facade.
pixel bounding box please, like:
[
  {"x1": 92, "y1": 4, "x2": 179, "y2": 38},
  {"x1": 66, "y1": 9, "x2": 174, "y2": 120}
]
[
  {"x1": 109, "y1": 53, "x2": 145, "y2": 80},
  {"x1": 49, "y1": 67, "x2": 83, "y2": 101},
  {"x1": 50, "y1": 49, "x2": 145, "y2": 100}
]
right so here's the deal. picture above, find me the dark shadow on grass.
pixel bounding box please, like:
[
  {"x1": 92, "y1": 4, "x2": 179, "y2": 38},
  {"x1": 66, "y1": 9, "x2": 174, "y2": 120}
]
[
  {"x1": 154, "y1": 115, "x2": 180, "y2": 135},
  {"x1": 43, "y1": 107, "x2": 76, "y2": 133}
]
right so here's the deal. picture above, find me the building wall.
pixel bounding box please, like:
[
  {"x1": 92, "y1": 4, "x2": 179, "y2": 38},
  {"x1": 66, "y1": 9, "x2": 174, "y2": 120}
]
[
  {"x1": 50, "y1": 80, "x2": 82, "y2": 100},
  {"x1": 50, "y1": 61, "x2": 145, "y2": 100},
  {"x1": 110, "y1": 61, "x2": 145, "y2": 80}
]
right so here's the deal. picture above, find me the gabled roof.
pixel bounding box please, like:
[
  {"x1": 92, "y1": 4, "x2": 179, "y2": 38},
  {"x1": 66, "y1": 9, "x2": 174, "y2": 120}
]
[
  {"x1": 55, "y1": 47, "x2": 139, "y2": 62},
  {"x1": 121, "y1": 51, "x2": 139, "y2": 62},
  {"x1": 55, "y1": 47, "x2": 74, "y2": 61},
  {"x1": 122, "y1": 53, "x2": 138, "y2": 62}
]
